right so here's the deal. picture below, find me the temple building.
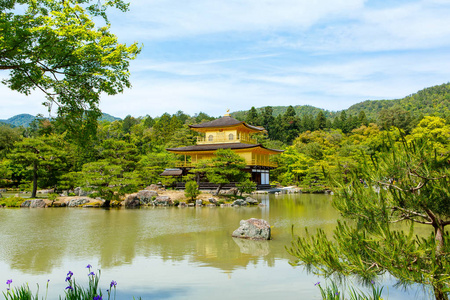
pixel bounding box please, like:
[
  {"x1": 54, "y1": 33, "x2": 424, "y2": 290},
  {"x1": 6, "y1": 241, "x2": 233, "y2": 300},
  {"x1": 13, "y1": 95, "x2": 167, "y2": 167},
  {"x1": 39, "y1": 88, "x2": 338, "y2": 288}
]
[{"x1": 165, "y1": 113, "x2": 283, "y2": 189}]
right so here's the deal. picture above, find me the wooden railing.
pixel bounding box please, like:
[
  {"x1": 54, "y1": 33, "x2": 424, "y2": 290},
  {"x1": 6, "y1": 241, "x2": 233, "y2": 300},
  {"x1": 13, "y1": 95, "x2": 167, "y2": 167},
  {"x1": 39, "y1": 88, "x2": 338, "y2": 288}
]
[{"x1": 175, "y1": 160, "x2": 277, "y2": 168}]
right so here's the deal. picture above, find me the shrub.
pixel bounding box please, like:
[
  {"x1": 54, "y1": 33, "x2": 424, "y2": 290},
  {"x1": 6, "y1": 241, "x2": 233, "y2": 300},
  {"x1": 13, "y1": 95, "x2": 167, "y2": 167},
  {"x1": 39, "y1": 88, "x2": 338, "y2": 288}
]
[
  {"x1": 236, "y1": 179, "x2": 257, "y2": 196},
  {"x1": 0, "y1": 196, "x2": 26, "y2": 207},
  {"x1": 48, "y1": 193, "x2": 59, "y2": 201},
  {"x1": 184, "y1": 181, "x2": 200, "y2": 202}
]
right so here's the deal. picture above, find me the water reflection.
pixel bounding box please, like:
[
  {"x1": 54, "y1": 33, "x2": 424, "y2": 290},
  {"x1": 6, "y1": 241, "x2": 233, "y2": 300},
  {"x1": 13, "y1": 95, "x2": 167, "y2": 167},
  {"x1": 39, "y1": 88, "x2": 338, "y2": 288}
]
[
  {"x1": 0, "y1": 194, "x2": 337, "y2": 275},
  {"x1": 0, "y1": 194, "x2": 427, "y2": 299}
]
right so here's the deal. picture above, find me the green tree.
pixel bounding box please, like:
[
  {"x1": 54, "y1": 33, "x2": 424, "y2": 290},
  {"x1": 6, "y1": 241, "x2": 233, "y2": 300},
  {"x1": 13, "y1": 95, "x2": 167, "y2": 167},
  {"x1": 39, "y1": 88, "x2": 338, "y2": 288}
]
[
  {"x1": 246, "y1": 106, "x2": 259, "y2": 125},
  {"x1": 184, "y1": 181, "x2": 200, "y2": 202},
  {"x1": 1, "y1": 0, "x2": 141, "y2": 138},
  {"x1": 288, "y1": 134, "x2": 450, "y2": 300},
  {"x1": 315, "y1": 111, "x2": 327, "y2": 130},
  {"x1": 236, "y1": 179, "x2": 257, "y2": 196},
  {"x1": 79, "y1": 160, "x2": 140, "y2": 204},
  {"x1": 0, "y1": 125, "x2": 22, "y2": 158},
  {"x1": 195, "y1": 149, "x2": 248, "y2": 195},
  {"x1": 8, "y1": 135, "x2": 67, "y2": 197}
]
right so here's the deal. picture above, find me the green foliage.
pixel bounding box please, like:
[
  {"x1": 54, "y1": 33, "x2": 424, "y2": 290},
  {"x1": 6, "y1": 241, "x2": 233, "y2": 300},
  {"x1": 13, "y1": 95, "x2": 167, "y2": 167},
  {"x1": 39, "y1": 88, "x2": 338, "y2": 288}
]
[
  {"x1": 79, "y1": 160, "x2": 139, "y2": 201},
  {"x1": 8, "y1": 135, "x2": 68, "y2": 197},
  {"x1": 0, "y1": 125, "x2": 22, "y2": 158},
  {"x1": 314, "y1": 280, "x2": 384, "y2": 300},
  {"x1": 184, "y1": 181, "x2": 200, "y2": 201},
  {"x1": 1, "y1": 0, "x2": 141, "y2": 141},
  {"x1": 346, "y1": 82, "x2": 450, "y2": 121},
  {"x1": 0, "y1": 196, "x2": 26, "y2": 207},
  {"x1": 3, "y1": 283, "x2": 39, "y2": 300},
  {"x1": 48, "y1": 193, "x2": 58, "y2": 201},
  {"x1": 236, "y1": 179, "x2": 257, "y2": 196},
  {"x1": 288, "y1": 133, "x2": 450, "y2": 300}
]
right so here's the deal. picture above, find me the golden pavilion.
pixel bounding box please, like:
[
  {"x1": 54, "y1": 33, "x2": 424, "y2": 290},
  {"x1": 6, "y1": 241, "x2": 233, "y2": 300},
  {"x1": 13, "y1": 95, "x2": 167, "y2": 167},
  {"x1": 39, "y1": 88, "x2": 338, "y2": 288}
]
[{"x1": 165, "y1": 113, "x2": 283, "y2": 188}]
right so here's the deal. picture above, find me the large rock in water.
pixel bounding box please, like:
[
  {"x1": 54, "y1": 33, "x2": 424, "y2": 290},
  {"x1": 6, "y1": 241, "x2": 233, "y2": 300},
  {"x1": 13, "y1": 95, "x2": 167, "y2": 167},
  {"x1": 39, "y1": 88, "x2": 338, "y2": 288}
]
[{"x1": 232, "y1": 218, "x2": 271, "y2": 240}]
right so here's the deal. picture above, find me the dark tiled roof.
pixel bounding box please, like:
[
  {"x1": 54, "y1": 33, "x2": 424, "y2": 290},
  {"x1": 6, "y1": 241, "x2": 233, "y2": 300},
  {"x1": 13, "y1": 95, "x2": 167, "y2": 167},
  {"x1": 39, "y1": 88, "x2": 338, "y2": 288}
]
[
  {"x1": 189, "y1": 116, "x2": 263, "y2": 131},
  {"x1": 166, "y1": 143, "x2": 283, "y2": 153}
]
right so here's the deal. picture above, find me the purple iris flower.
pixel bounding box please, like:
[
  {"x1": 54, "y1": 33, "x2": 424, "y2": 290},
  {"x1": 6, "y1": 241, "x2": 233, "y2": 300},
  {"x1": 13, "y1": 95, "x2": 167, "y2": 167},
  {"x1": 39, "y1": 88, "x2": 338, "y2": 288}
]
[
  {"x1": 93, "y1": 296, "x2": 102, "y2": 300},
  {"x1": 110, "y1": 280, "x2": 117, "y2": 288},
  {"x1": 88, "y1": 272, "x2": 95, "y2": 276},
  {"x1": 65, "y1": 286, "x2": 73, "y2": 291},
  {"x1": 6, "y1": 279, "x2": 12, "y2": 285},
  {"x1": 314, "y1": 281, "x2": 320, "y2": 286},
  {"x1": 86, "y1": 264, "x2": 92, "y2": 269}
]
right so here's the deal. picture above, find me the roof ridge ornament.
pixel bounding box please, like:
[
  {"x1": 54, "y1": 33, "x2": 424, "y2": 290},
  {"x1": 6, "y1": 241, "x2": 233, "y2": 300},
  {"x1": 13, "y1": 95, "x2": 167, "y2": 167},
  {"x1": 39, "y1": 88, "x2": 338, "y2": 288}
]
[{"x1": 224, "y1": 109, "x2": 231, "y2": 117}]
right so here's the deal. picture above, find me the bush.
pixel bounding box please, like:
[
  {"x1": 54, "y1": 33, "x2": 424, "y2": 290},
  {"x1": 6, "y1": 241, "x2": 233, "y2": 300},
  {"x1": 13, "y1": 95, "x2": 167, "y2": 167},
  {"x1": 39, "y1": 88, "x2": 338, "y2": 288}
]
[
  {"x1": 184, "y1": 181, "x2": 200, "y2": 202},
  {"x1": 48, "y1": 193, "x2": 59, "y2": 201},
  {"x1": 0, "y1": 196, "x2": 26, "y2": 207},
  {"x1": 236, "y1": 179, "x2": 257, "y2": 196}
]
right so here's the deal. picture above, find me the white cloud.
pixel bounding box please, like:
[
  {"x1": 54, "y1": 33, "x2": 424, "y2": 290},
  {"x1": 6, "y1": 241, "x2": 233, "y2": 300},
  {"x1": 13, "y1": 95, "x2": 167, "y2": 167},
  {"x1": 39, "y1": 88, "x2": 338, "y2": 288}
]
[{"x1": 110, "y1": 0, "x2": 365, "y2": 40}]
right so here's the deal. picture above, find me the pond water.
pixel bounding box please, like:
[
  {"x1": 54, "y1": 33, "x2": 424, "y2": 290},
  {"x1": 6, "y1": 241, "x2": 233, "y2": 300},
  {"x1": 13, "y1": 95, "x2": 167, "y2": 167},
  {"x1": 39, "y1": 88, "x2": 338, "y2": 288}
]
[{"x1": 0, "y1": 194, "x2": 428, "y2": 299}]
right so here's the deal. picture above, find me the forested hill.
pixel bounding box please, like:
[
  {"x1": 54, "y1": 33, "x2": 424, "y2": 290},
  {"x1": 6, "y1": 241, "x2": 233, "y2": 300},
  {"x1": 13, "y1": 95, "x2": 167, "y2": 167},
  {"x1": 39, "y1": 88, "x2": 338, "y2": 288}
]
[
  {"x1": 0, "y1": 114, "x2": 38, "y2": 127},
  {"x1": 232, "y1": 82, "x2": 450, "y2": 120},
  {"x1": 346, "y1": 82, "x2": 450, "y2": 119},
  {"x1": 232, "y1": 105, "x2": 333, "y2": 119},
  {"x1": 0, "y1": 113, "x2": 121, "y2": 127}
]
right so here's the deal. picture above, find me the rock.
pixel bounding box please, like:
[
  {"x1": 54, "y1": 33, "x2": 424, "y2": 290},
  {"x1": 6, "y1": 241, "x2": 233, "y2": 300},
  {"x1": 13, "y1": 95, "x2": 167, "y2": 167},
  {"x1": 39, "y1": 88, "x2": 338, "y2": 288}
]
[
  {"x1": 0, "y1": 193, "x2": 2, "y2": 198},
  {"x1": 136, "y1": 190, "x2": 158, "y2": 204},
  {"x1": 68, "y1": 198, "x2": 91, "y2": 207},
  {"x1": 224, "y1": 188, "x2": 238, "y2": 195},
  {"x1": 20, "y1": 200, "x2": 31, "y2": 207},
  {"x1": 220, "y1": 203, "x2": 232, "y2": 207},
  {"x1": 0, "y1": 188, "x2": 6, "y2": 192},
  {"x1": 195, "y1": 199, "x2": 203, "y2": 206},
  {"x1": 188, "y1": 203, "x2": 195, "y2": 207},
  {"x1": 258, "y1": 203, "x2": 266, "y2": 207},
  {"x1": 208, "y1": 197, "x2": 218, "y2": 204},
  {"x1": 232, "y1": 199, "x2": 248, "y2": 206},
  {"x1": 31, "y1": 199, "x2": 47, "y2": 208},
  {"x1": 179, "y1": 202, "x2": 187, "y2": 207},
  {"x1": 21, "y1": 199, "x2": 47, "y2": 208},
  {"x1": 232, "y1": 218, "x2": 271, "y2": 240},
  {"x1": 124, "y1": 194, "x2": 140, "y2": 208},
  {"x1": 74, "y1": 187, "x2": 89, "y2": 197},
  {"x1": 206, "y1": 204, "x2": 216, "y2": 207},
  {"x1": 145, "y1": 184, "x2": 160, "y2": 191},
  {"x1": 38, "y1": 189, "x2": 54, "y2": 194},
  {"x1": 245, "y1": 197, "x2": 258, "y2": 205},
  {"x1": 152, "y1": 196, "x2": 172, "y2": 206}
]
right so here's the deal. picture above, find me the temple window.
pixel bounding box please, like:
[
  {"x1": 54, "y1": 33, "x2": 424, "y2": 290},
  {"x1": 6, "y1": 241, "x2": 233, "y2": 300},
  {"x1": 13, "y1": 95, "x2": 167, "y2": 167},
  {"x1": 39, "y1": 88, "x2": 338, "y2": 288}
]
[
  {"x1": 229, "y1": 133, "x2": 234, "y2": 141},
  {"x1": 208, "y1": 135, "x2": 214, "y2": 142}
]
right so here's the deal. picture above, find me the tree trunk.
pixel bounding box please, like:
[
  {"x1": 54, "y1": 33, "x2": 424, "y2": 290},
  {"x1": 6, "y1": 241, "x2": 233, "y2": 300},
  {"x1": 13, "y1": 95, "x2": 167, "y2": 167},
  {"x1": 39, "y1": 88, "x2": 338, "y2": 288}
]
[
  {"x1": 31, "y1": 161, "x2": 38, "y2": 198},
  {"x1": 214, "y1": 183, "x2": 224, "y2": 196},
  {"x1": 433, "y1": 224, "x2": 448, "y2": 300}
]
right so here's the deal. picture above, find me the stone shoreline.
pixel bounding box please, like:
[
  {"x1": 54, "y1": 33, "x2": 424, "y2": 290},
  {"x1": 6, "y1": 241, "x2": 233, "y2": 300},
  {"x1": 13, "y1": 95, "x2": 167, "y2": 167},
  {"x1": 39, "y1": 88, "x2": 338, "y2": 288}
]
[{"x1": 3, "y1": 188, "x2": 265, "y2": 208}]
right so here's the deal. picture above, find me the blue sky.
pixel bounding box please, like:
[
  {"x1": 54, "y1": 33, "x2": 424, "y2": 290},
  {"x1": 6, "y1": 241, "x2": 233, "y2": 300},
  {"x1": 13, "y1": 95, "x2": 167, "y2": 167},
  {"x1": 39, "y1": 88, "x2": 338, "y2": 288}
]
[{"x1": 1, "y1": 0, "x2": 450, "y2": 119}]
